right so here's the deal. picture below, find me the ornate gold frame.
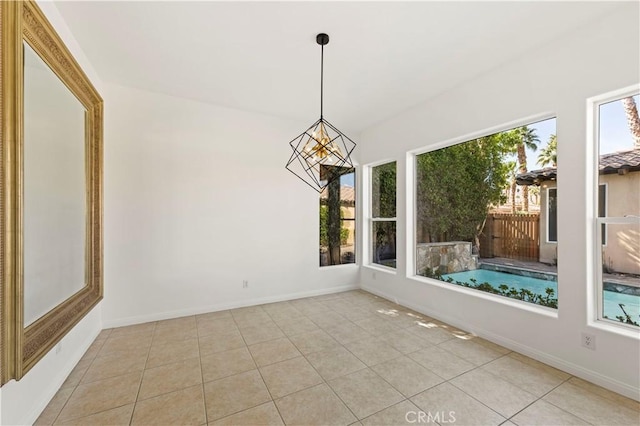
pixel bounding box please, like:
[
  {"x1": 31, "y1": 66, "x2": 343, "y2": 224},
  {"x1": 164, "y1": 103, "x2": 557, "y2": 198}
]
[{"x1": 1, "y1": 0, "x2": 103, "y2": 384}]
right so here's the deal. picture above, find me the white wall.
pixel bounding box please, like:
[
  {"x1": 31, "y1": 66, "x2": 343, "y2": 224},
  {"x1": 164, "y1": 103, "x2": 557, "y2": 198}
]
[
  {"x1": 359, "y1": 5, "x2": 640, "y2": 399},
  {"x1": 0, "y1": 2, "x2": 105, "y2": 425},
  {"x1": 102, "y1": 83, "x2": 359, "y2": 326}
]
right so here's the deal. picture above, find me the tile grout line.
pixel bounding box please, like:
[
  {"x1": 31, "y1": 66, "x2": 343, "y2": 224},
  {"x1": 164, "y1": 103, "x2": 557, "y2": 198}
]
[
  {"x1": 128, "y1": 321, "x2": 157, "y2": 425},
  {"x1": 230, "y1": 307, "x2": 288, "y2": 425},
  {"x1": 195, "y1": 314, "x2": 209, "y2": 426}
]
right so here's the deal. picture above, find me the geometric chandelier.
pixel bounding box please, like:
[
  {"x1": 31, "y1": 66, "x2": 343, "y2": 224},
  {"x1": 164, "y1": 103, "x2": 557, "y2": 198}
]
[{"x1": 285, "y1": 33, "x2": 356, "y2": 192}]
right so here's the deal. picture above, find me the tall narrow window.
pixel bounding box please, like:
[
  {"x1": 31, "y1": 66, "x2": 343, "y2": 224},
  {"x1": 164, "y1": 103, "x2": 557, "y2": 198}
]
[
  {"x1": 595, "y1": 91, "x2": 640, "y2": 328},
  {"x1": 547, "y1": 188, "x2": 558, "y2": 243},
  {"x1": 320, "y1": 168, "x2": 356, "y2": 266},
  {"x1": 415, "y1": 118, "x2": 558, "y2": 309},
  {"x1": 371, "y1": 162, "x2": 397, "y2": 268}
]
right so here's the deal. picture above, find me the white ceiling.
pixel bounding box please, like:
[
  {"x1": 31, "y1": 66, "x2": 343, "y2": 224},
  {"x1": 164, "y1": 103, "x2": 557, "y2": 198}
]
[{"x1": 55, "y1": 1, "x2": 623, "y2": 133}]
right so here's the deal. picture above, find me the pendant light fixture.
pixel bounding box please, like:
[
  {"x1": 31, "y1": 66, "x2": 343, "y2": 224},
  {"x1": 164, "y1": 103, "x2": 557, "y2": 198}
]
[{"x1": 285, "y1": 33, "x2": 356, "y2": 192}]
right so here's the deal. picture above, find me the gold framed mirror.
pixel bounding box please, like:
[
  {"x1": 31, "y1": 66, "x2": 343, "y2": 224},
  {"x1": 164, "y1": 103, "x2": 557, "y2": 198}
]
[{"x1": 1, "y1": 0, "x2": 103, "y2": 384}]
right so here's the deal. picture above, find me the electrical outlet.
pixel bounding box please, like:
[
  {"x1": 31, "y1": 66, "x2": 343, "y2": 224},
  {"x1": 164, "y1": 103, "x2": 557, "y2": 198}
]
[
  {"x1": 56, "y1": 343, "x2": 62, "y2": 354},
  {"x1": 242, "y1": 280, "x2": 248, "y2": 288},
  {"x1": 372, "y1": 272, "x2": 377, "y2": 280},
  {"x1": 581, "y1": 332, "x2": 596, "y2": 350}
]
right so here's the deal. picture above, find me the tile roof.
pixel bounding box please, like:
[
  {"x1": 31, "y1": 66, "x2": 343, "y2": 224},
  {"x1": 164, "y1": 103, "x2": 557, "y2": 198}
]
[{"x1": 517, "y1": 148, "x2": 640, "y2": 185}]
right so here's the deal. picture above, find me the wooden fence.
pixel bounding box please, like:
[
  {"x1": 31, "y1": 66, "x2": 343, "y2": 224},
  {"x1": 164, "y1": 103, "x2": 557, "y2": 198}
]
[{"x1": 479, "y1": 213, "x2": 540, "y2": 261}]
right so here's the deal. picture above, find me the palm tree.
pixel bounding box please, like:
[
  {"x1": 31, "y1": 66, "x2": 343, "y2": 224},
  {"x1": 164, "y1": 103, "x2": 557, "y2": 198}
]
[
  {"x1": 537, "y1": 134, "x2": 557, "y2": 167},
  {"x1": 505, "y1": 161, "x2": 518, "y2": 213},
  {"x1": 622, "y1": 96, "x2": 640, "y2": 149},
  {"x1": 515, "y1": 126, "x2": 540, "y2": 212}
]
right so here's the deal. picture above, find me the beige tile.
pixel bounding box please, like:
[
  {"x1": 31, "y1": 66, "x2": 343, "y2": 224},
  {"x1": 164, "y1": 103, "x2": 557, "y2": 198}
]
[
  {"x1": 408, "y1": 322, "x2": 456, "y2": 344},
  {"x1": 328, "y1": 368, "x2": 404, "y2": 420},
  {"x1": 566, "y1": 376, "x2": 640, "y2": 411},
  {"x1": 146, "y1": 337, "x2": 199, "y2": 368},
  {"x1": 95, "y1": 329, "x2": 113, "y2": 341},
  {"x1": 108, "y1": 322, "x2": 156, "y2": 339},
  {"x1": 306, "y1": 346, "x2": 367, "y2": 381},
  {"x1": 511, "y1": 399, "x2": 590, "y2": 425},
  {"x1": 474, "y1": 337, "x2": 511, "y2": 355},
  {"x1": 152, "y1": 325, "x2": 198, "y2": 344},
  {"x1": 234, "y1": 312, "x2": 274, "y2": 329},
  {"x1": 81, "y1": 350, "x2": 147, "y2": 383},
  {"x1": 204, "y1": 369, "x2": 271, "y2": 421},
  {"x1": 249, "y1": 337, "x2": 301, "y2": 367},
  {"x1": 275, "y1": 383, "x2": 356, "y2": 426},
  {"x1": 212, "y1": 402, "x2": 283, "y2": 426},
  {"x1": 340, "y1": 307, "x2": 373, "y2": 322},
  {"x1": 196, "y1": 317, "x2": 238, "y2": 337},
  {"x1": 481, "y1": 354, "x2": 568, "y2": 397},
  {"x1": 98, "y1": 335, "x2": 152, "y2": 358},
  {"x1": 155, "y1": 315, "x2": 196, "y2": 331},
  {"x1": 34, "y1": 388, "x2": 74, "y2": 425},
  {"x1": 198, "y1": 330, "x2": 246, "y2": 357},
  {"x1": 260, "y1": 356, "x2": 323, "y2": 398},
  {"x1": 267, "y1": 308, "x2": 305, "y2": 324},
  {"x1": 371, "y1": 356, "x2": 444, "y2": 397},
  {"x1": 196, "y1": 309, "x2": 231, "y2": 321},
  {"x1": 57, "y1": 372, "x2": 141, "y2": 421},
  {"x1": 80, "y1": 339, "x2": 105, "y2": 362},
  {"x1": 344, "y1": 337, "x2": 403, "y2": 366},
  {"x1": 354, "y1": 317, "x2": 400, "y2": 336},
  {"x1": 408, "y1": 346, "x2": 475, "y2": 380},
  {"x1": 543, "y1": 381, "x2": 640, "y2": 425},
  {"x1": 410, "y1": 382, "x2": 505, "y2": 426},
  {"x1": 361, "y1": 400, "x2": 422, "y2": 426},
  {"x1": 325, "y1": 322, "x2": 372, "y2": 344},
  {"x1": 138, "y1": 357, "x2": 202, "y2": 400},
  {"x1": 131, "y1": 384, "x2": 205, "y2": 425},
  {"x1": 60, "y1": 358, "x2": 92, "y2": 390},
  {"x1": 55, "y1": 404, "x2": 134, "y2": 425},
  {"x1": 378, "y1": 329, "x2": 432, "y2": 354},
  {"x1": 438, "y1": 337, "x2": 505, "y2": 366},
  {"x1": 239, "y1": 322, "x2": 284, "y2": 345},
  {"x1": 289, "y1": 329, "x2": 340, "y2": 355},
  {"x1": 201, "y1": 347, "x2": 256, "y2": 382},
  {"x1": 308, "y1": 311, "x2": 347, "y2": 328},
  {"x1": 450, "y1": 369, "x2": 537, "y2": 418},
  {"x1": 276, "y1": 317, "x2": 320, "y2": 336}
]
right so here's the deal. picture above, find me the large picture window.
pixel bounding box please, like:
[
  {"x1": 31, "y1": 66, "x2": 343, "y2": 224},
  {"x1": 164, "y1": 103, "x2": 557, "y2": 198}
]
[
  {"x1": 371, "y1": 162, "x2": 397, "y2": 268},
  {"x1": 320, "y1": 168, "x2": 356, "y2": 267},
  {"x1": 415, "y1": 118, "x2": 559, "y2": 308},
  {"x1": 594, "y1": 91, "x2": 640, "y2": 328}
]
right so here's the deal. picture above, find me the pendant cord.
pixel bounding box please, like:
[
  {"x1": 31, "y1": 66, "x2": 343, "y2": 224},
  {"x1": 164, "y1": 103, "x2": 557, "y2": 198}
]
[{"x1": 320, "y1": 43, "x2": 324, "y2": 119}]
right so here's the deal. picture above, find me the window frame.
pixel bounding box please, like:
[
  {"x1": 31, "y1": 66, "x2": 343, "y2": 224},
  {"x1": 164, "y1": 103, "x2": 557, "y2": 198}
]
[
  {"x1": 409, "y1": 113, "x2": 559, "y2": 312},
  {"x1": 366, "y1": 160, "x2": 398, "y2": 272},
  {"x1": 318, "y1": 168, "x2": 357, "y2": 268},
  {"x1": 589, "y1": 85, "x2": 640, "y2": 334}
]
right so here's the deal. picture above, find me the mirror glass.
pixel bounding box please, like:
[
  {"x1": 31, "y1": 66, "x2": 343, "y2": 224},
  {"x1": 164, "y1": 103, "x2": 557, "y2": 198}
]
[{"x1": 23, "y1": 42, "x2": 86, "y2": 326}]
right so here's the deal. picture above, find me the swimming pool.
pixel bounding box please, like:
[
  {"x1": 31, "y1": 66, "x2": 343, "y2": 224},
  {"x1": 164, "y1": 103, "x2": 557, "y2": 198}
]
[{"x1": 441, "y1": 268, "x2": 640, "y2": 322}]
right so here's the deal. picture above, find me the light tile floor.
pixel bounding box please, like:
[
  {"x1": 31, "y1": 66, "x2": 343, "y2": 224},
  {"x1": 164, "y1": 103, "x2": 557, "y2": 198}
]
[{"x1": 36, "y1": 290, "x2": 640, "y2": 425}]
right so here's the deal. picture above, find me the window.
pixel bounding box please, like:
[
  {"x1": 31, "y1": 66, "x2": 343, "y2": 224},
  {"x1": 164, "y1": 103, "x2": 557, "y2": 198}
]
[
  {"x1": 594, "y1": 90, "x2": 640, "y2": 328},
  {"x1": 547, "y1": 188, "x2": 557, "y2": 242},
  {"x1": 371, "y1": 162, "x2": 397, "y2": 268},
  {"x1": 415, "y1": 117, "x2": 558, "y2": 308},
  {"x1": 320, "y1": 168, "x2": 356, "y2": 266}
]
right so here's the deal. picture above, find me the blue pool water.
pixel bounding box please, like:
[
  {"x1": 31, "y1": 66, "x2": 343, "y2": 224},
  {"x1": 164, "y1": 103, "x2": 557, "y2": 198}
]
[{"x1": 441, "y1": 269, "x2": 640, "y2": 322}]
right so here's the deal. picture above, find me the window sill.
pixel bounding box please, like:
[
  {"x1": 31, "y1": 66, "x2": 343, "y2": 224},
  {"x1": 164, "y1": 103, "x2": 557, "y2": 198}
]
[
  {"x1": 588, "y1": 319, "x2": 640, "y2": 340},
  {"x1": 363, "y1": 263, "x2": 397, "y2": 275},
  {"x1": 408, "y1": 274, "x2": 559, "y2": 319},
  {"x1": 319, "y1": 263, "x2": 359, "y2": 270}
]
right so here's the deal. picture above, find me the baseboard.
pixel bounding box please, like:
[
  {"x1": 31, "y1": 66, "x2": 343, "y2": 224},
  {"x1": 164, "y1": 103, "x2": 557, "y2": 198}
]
[
  {"x1": 360, "y1": 284, "x2": 640, "y2": 402},
  {"x1": 103, "y1": 284, "x2": 359, "y2": 328},
  {"x1": 24, "y1": 322, "x2": 102, "y2": 426}
]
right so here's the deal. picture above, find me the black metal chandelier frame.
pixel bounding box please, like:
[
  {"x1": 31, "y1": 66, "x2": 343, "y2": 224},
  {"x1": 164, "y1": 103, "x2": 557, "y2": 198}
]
[{"x1": 285, "y1": 33, "x2": 357, "y2": 192}]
